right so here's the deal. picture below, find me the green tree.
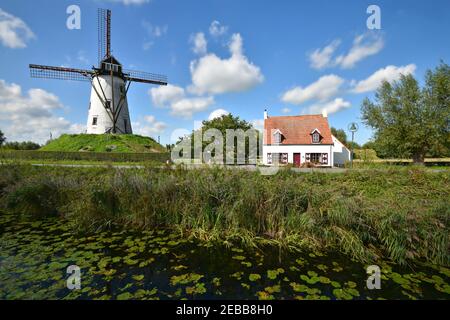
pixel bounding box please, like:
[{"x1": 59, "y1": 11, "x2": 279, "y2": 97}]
[
  {"x1": 361, "y1": 62, "x2": 450, "y2": 163},
  {"x1": 2, "y1": 141, "x2": 41, "y2": 150},
  {"x1": 0, "y1": 129, "x2": 5, "y2": 147},
  {"x1": 330, "y1": 127, "x2": 347, "y2": 145},
  {"x1": 178, "y1": 114, "x2": 260, "y2": 163}
]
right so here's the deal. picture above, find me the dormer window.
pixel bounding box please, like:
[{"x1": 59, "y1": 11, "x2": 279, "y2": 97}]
[
  {"x1": 312, "y1": 132, "x2": 320, "y2": 143},
  {"x1": 311, "y1": 128, "x2": 321, "y2": 144},
  {"x1": 272, "y1": 129, "x2": 282, "y2": 144}
]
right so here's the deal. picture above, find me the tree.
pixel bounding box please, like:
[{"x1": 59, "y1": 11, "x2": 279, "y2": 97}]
[
  {"x1": 0, "y1": 129, "x2": 5, "y2": 147},
  {"x1": 361, "y1": 62, "x2": 450, "y2": 163},
  {"x1": 331, "y1": 127, "x2": 347, "y2": 145},
  {"x1": 2, "y1": 141, "x2": 41, "y2": 150},
  {"x1": 177, "y1": 114, "x2": 260, "y2": 163}
]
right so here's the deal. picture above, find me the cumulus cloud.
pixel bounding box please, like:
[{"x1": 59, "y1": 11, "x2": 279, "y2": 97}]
[
  {"x1": 133, "y1": 115, "x2": 167, "y2": 136},
  {"x1": 281, "y1": 107, "x2": 291, "y2": 114},
  {"x1": 309, "y1": 40, "x2": 341, "y2": 70},
  {"x1": 335, "y1": 33, "x2": 384, "y2": 69},
  {"x1": 189, "y1": 33, "x2": 264, "y2": 95},
  {"x1": 281, "y1": 74, "x2": 344, "y2": 105},
  {"x1": 0, "y1": 8, "x2": 35, "y2": 48},
  {"x1": 208, "y1": 108, "x2": 229, "y2": 120},
  {"x1": 149, "y1": 84, "x2": 213, "y2": 118},
  {"x1": 351, "y1": 64, "x2": 417, "y2": 93},
  {"x1": 209, "y1": 20, "x2": 228, "y2": 37},
  {"x1": 149, "y1": 84, "x2": 185, "y2": 107},
  {"x1": 190, "y1": 32, "x2": 207, "y2": 55},
  {"x1": 171, "y1": 97, "x2": 214, "y2": 118},
  {"x1": 303, "y1": 98, "x2": 351, "y2": 115},
  {"x1": 0, "y1": 79, "x2": 82, "y2": 143}
]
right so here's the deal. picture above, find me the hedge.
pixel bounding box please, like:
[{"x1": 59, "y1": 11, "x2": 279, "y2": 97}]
[{"x1": 0, "y1": 150, "x2": 170, "y2": 163}]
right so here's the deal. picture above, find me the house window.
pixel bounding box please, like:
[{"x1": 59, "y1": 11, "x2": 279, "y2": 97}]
[
  {"x1": 267, "y1": 153, "x2": 272, "y2": 164},
  {"x1": 310, "y1": 153, "x2": 321, "y2": 163},
  {"x1": 306, "y1": 153, "x2": 328, "y2": 165},
  {"x1": 105, "y1": 99, "x2": 111, "y2": 109},
  {"x1": 312, "y1": 132, "x2": 320, "y2": 143},
  {"x1": 92, "y1": 116, "x2": 98, "y2": 126},
  {"x1": 267, "y1": 153, "x2": 287, "y2": 164},
  {"x1": 273, "y1": 132, "x2": 281, "y2": 144}
]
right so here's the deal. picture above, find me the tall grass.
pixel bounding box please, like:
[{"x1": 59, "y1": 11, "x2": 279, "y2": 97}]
[{"x1": 0, "y1": 164, "x2": 448, "y2": 266}]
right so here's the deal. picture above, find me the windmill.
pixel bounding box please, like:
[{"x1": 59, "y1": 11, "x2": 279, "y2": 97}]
[{"x1": 29, "y1": 8, "x2": 167, "y2": 134}]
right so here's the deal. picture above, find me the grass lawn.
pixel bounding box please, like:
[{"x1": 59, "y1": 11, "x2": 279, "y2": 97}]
[{"x1": 40, "y1": 133, "x2": 166, "y2": 153}]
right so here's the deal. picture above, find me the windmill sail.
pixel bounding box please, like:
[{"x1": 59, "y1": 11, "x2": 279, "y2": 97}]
[
  {"x1": 123, "y1": 69, "x2": 168, "y2": 85},
  {"x1": 29, "y1": 64, "x2": 93, "y2": 82},
  {"x1": 98, "y1": 8, "x2": 111, "y2": 64}
]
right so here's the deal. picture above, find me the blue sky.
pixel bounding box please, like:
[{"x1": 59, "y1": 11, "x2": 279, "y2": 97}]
[{"x1": 0, "y1": 0, "x2": 449, "y2": 145}]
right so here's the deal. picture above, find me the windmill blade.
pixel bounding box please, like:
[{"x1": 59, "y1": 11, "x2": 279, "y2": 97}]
[
  {"x1": 98, "y1": 8, "x2": 111, "y2": 64},
  {"x1": 29, "y1": 64, "x2": 93, "y2": 82},
  {"x1": 123, "y1": 69, "x2": 168, "y2": 85}
]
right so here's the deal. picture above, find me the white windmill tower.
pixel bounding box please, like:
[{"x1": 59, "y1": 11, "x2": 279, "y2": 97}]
[{"x1": 29, "y1": 8, "x2": 167, "y2": 134}]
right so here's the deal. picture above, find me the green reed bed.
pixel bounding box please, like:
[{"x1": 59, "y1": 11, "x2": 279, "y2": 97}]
[{"x1": 0, "y1": 164, "x2": 448, "y2": 266}]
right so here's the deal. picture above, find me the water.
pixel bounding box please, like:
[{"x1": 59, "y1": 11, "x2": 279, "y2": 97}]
[{"x1": 0, "y1": 212, "x2": 448, "y2": 300}]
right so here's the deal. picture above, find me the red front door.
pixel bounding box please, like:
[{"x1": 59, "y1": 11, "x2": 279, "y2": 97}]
[{"x1": 293, "y1": 153, "x2": 301, "y2": 167}]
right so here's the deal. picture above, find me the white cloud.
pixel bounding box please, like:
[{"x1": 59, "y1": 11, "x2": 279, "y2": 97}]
[
  {"x1": 303, "y1": 98, "x2": 351, "y2": 115},
  {"x1": 309, "y1": 40, "x2": 341, "y2": 70},
  {"x1": 351, "y1": 64, "x2": 417, "y2": 93},
  {"x1": 189, "y1": 33, "x2": 264, "y2": 95},
  {"x1": 0, "y1": 8, "x2": 35, "y2": 48},
  {"x1": 281, "y1": 74, "x2": 344, "y2": 105},
  {"x1": 171, "y1": 97, "x2": 214, "y2": 118},
  {"x1": 141, "y1": 20, "x2": 167, "y2": 50},
  {"x1": 208, "y1": 108, "x2": 229, "y2": 120},
  {"x1": 133, "y1": 115, "x2": 167, "y2": 136},
  {"x1": 0, "y1": 79, "x2": 82, "y2": 143},
  {"x1": 335, "y1": 33, "x2": 384, "y2": 69},
  {"x1": 209, "y1": 20, "x2": 228, "y2": 37},
  {"x1": 281, "y1": 107, "x2": 291, "y2": 114},
  {"x1": 142, "y1": 20, "x2": 167, "y2": 38},
  {"x1": 149, "y1": 83, "x2": 213, "y2": 118},
  {"x1": 190, "y1": 32, "x2": 207, "y2": 55},
  {"x1": 308, "y1": 33, "x2": 384, "y2": 70},
  {"x1": 149, "y1": 84, "x2": 185, "y2": 107}
]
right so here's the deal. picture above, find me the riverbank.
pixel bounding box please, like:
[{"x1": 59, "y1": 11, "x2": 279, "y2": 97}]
[{"x1": 0, "y1": 164, "x2": 448, "y2": 266}]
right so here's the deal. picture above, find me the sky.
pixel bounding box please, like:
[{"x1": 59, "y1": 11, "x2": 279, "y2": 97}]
[{"x1": 0, "y1": 0, "x2": 449, "y2": 145}]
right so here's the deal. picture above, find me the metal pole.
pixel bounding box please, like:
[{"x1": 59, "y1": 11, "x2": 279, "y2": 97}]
[{"x1": 351, "y1": 131, "x2": 354, "y2": 169}]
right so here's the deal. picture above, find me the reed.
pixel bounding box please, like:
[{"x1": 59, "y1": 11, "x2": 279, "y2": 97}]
[{"x1": 0, "y1": 164, "x2": 448, "y2": 266}]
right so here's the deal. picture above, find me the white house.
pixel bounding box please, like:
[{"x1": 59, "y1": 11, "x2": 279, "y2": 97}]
[{"x1": 262, "y1": 110, "x2": 350, "y2": 167}]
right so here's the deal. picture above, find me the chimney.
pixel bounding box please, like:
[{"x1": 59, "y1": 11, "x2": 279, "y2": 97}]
[
  {"x1": 322, "y1": 109, "x2": 328, "y2": 118},
  {"x1": 264, "y1": 109, "x2": 268, "y2": 120}
]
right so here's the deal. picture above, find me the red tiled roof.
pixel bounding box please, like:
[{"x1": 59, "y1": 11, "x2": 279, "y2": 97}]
[{"x1": 264, "y1": 114, "x2": 333, "y2": 145}]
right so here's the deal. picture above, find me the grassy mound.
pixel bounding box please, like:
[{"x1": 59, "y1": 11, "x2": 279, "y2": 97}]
[{"x1": 40, "y1": 134, "x2": 165, "y2": 153}]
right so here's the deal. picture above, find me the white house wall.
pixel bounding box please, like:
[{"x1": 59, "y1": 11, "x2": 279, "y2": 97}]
[
  {"x1": 262, "y1": 144, "x2": 334, "y2": 166},
  {"x1": 87, "y1": 75, "x2": 132, "y2": 134},
  {"x1": 331, "y1": 135, "x2": 351, "y2": 166}
]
